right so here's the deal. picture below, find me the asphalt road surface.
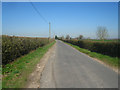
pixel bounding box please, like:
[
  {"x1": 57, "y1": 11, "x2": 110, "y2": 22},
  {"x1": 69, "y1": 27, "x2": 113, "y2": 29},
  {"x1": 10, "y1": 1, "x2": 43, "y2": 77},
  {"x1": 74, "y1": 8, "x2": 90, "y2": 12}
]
[{"x1": 40, "y1": 40, "x2": 118, "y2": 88}]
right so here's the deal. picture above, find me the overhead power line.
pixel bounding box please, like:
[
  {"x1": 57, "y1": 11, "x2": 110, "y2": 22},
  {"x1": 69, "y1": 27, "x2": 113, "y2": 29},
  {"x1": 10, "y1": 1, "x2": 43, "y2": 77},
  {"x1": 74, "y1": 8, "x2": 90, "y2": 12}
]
[
  {"x1": 29, "y1": 1, "x2": 51, "y2": 39},
  {"x1": 30, "y1": 2, "x2": 48, "y2": 23}
]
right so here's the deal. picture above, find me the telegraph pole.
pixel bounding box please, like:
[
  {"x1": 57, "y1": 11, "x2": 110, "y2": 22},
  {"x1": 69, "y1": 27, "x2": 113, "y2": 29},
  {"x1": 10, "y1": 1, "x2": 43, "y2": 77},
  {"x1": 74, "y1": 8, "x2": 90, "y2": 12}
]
[
  {"x1": 49, "y1": 22, "x2": 51, "y2": 39},
  {"x1": 48, "y1": 22, "x2": 51, "y2": 42}
]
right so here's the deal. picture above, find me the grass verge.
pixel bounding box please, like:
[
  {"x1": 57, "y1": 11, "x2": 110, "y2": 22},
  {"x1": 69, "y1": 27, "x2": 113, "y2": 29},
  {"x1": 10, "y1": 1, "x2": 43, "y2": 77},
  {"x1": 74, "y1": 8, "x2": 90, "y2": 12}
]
[
  {"x1": 2, "y1": 41, "x2": 56, "y2": 88},
  {"x1": 64, "y1": 42, "x2": 119, "y2": 69}
]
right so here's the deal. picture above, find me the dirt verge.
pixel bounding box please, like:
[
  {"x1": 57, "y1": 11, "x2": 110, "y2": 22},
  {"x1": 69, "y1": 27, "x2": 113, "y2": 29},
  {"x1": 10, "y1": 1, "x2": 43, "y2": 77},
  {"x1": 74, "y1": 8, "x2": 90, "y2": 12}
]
[{"x1": 25, "y1": 43, "x2": 56, "y2": 88}]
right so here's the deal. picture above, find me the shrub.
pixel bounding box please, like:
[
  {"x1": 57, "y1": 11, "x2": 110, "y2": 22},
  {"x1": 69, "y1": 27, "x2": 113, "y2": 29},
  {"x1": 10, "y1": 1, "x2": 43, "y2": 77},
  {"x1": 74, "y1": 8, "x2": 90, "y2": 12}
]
[
  {"x1": 2, "y1": 35, "x2": 54, "y2": 65},
  {"x1": 63, "y1": 39, "x2": 119, "y2": 57}
]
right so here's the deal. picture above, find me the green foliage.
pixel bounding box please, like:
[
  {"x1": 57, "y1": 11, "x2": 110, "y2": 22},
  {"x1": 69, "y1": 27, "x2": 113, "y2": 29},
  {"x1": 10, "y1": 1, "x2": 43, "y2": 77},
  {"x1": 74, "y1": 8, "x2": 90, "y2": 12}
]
[
  {"x1": 65, "y1": 42, "x2": 119, "y2": 68},
  {"x1": 63, "y1": 39, "x2": 119, "y2": 57},
  {"x1": 2, "y1": 35, "x2": 54, "y2": 65},
  {"x1": 2, "y1": 41, "x2": 55, "y2": 88},
  {"x1": 55, "y1": 35, "x2": 58, "y2": 39}
]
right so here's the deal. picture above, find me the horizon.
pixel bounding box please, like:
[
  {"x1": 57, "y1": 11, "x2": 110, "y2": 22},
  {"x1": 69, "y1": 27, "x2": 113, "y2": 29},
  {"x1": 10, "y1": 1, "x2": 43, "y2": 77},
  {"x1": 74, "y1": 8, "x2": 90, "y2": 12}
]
[
  {"x1": 2, "y1": 34, "x2": 119, "y2": 40},
  {"x1": 2, "y1": 2, "x2": 118, "y2": 39}
]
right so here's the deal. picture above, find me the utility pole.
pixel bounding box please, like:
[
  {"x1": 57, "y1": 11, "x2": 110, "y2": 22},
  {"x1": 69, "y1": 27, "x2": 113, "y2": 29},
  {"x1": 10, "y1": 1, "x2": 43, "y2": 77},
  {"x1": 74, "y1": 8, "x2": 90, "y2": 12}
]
[{"x1": 49, "y1": 22, "x2": 51, "y2": 39}]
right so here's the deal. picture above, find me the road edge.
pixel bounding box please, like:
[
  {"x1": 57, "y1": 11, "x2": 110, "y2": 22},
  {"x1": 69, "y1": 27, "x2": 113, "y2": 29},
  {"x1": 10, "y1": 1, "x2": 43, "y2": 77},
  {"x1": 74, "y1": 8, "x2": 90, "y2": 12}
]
[
  {"x1": 62, "y1": 41, "x2": 118, "y2": 74},
  {"x1": 25, "y1": 42, "x2": 56, "y2": 88}
]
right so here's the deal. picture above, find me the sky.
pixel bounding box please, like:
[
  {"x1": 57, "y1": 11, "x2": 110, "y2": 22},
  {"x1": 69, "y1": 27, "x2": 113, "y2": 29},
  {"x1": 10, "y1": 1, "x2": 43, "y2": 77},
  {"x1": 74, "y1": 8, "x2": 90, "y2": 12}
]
[{"x1": 2, "y1": 2, "x2": 118, "y2": 39}]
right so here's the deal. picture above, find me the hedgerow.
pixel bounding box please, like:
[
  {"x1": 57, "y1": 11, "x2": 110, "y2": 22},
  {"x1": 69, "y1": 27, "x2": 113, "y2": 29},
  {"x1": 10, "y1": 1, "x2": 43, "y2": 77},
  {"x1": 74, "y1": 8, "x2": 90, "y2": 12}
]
[
  {"x1": 63, "y1": 39, "x2": 119, "y2": 57},
  {"x1": 2, "y1": 35, "x2": 54, "y2": 65}
]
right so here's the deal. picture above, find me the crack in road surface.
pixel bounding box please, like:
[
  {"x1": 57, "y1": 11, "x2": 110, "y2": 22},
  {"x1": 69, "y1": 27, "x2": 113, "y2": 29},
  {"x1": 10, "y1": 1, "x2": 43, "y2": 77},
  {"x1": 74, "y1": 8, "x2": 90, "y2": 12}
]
[{"x1": 40, "y1": 40, "x2": 118, "y2": 88}]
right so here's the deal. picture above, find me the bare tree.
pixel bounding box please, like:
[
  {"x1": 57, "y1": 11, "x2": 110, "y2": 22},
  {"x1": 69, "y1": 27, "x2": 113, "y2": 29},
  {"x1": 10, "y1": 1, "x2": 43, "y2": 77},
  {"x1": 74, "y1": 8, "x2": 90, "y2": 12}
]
[
  {"x1": 96, "y1": 26, "x2": 109, "y2": 40},
  {"x1": 66, "y1": 35, "x2": 70, "y2": 40},
  {"x1": 61, "y1": 36, "x2": 64, "y2": 40},
  {"x1": 58, "y1": 37, "x2": 62, "y2": 40},
  {"x1": 78, "y1": 35, "x2": 83, "y2": 40}
]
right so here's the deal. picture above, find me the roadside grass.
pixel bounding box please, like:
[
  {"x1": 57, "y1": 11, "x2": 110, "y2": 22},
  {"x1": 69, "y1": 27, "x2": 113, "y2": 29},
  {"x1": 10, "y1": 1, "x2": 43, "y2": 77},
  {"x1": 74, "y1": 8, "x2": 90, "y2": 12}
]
[
  {"x1": 2, "y1": 41, "x2": 56, "y2": 88},
  {"x1": 64, "y1": 42, "x2": 119, "y2": 69},
  {"x1": 0, "y1": 66, "x2": 2, "y2": 90}
]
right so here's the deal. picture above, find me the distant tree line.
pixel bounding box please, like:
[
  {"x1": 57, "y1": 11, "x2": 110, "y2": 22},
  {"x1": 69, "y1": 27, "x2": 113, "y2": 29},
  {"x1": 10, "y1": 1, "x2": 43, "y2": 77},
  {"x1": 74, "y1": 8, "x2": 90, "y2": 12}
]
[
  {"x1": 55, "y1": 34, "x2": 84, "y2": 40},
  {"x1": 55, "y1": 26, "x2": 109, "y2": 41}
]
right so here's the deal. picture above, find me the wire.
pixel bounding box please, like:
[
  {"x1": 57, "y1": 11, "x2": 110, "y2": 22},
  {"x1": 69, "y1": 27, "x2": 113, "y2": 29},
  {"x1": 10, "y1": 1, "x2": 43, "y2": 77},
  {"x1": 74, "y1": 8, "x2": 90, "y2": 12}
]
[{"x1": 29, "y1": 1, "x2": 48, "y2": 24}]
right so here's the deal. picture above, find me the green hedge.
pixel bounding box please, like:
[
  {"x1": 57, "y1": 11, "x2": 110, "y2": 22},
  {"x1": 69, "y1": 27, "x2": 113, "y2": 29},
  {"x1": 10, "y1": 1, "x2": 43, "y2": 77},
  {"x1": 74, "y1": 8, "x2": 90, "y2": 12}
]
[
  {"x1": 63, "y1": 39, "x2": 119, "y2": 57},
  {"x1": 2, "y1": 35, "x2": 54, "y2": 65}
]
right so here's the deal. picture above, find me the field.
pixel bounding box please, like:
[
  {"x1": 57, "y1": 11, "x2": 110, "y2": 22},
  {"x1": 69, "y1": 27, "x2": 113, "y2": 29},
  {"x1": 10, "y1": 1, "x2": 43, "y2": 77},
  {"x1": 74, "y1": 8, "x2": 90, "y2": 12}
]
[{"x1": 84, "y1": 39, "x2": 119, "y2": 42}]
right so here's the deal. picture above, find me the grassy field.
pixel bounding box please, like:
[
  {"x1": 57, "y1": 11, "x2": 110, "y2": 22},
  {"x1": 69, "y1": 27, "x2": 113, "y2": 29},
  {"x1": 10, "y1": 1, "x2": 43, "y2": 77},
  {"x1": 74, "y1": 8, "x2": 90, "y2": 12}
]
[
  {"x1": 2, "y1": 41, "x2": 56, "y2": 88},
  {"x1": 64, "y1": 42, "x2": 119, "y2": 69},
  {"x1": 86, "y1": 39, "x2": 118, "y2": 42}
]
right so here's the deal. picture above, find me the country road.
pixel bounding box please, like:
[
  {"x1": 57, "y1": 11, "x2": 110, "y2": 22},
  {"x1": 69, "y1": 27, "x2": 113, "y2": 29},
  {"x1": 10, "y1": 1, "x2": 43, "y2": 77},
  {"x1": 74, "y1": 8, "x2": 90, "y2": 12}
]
[{"x1": 40, "y1": 40, "x2": 118, "y2": 88}]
